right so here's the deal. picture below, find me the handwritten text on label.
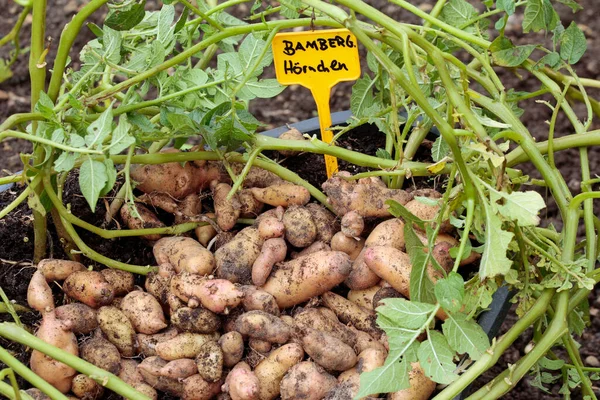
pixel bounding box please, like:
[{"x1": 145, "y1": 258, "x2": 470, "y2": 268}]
[{"x1": 282, "y1": 35, "x2": 355, "y2": 56}]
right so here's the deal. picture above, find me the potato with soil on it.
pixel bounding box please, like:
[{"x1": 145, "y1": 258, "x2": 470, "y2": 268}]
[
  {"x1": 171, "y1": 306, "x2": 221, "y2": 334},
  {"x1": 254, "y1": 343, "x2": 304, "y2": 400},
  {"x1": 240, "y1": 285, "x2": 280, "y2": 316},
  {"x1": 283, "y1": 205, "x2": 317, "y2": 248},
  {"x1": 171, "y1": 274, "x2": 244, "y2": 313},
  {"x1": 119, "y1": 359, "x2": 158, "y2": 400},
  {"x1": 155, "y1": 332, "x2": 219, "y2": 360},
  {"x1": 229, "y1": 164, "x2": 284, "y2": 188},
  {"x1": 321, "y1": 291, "x2": 382, "y2": 338},
  {"x1": 54, "y1": 303, "x2": 98, "y2": 334},
  {"x1": 174, "y1": 193, "x2": 203, "y2": 223},
  {"x1": 291, "y1": 240, "x2": 331, "y2": 259},
  {"x1": 215, "y1": 226, "x2": 264, "y2": 284},
  {"x1": 212, "y1": 181, "x2": 242, "y2": 231},
  {"x1": 120, "y1": 203, "x2": 166, "y2": 241},
  {"x1": 159, "y1": 359, "x2": 199, "y2": 380},
  {"x1": 80, "y1": 336, "x2": 121, "y2": 375},
  {"x1": 71, "y1": 374, "x2": 104, "y2": 400},
  {"x1": 100, "y1": 269, "x2": 134, "y2": 296},
  {"x1": 195, "y1": 213, "x2": 218, "y2": 247},
  {"x1": 120, "y1": 290, "x2": 167, "y2": 334},
  {"x1": 238, "y1": 189, "x2": 264, "y2": 218},
  {"x1": 154, "y1": 236, "x2": 215, "y2": 275},
  {"x1": 97, "y1": 306, "x2": 137, "y2": 357},
  {"x1": 196, "y1": 340, "x2": 223, "y2": 382},
  {"x1": 305, "y1": 203, "x2": 339, "y2": 243},
  {"x1": 252, "y1": 237, "x2": 287, "y2": 287},
  {"x1": 387, "y1": 362, "x2": 436, "y2": 400},
  {"x1": 331, "y1": 232, "x2": 364, "y2": 261},
  {"x1": 293, "y1": 307, "x2": 357, "y2": 347},
  {"x1": 37, "y1": 259, "x2": 85, "y2": 281},
  {"x1": 218, "y1": 331, "x2": 244, "y2": 367},
  {"x1": 222, "y1": 362, "x2": 260, "y2": 400},
  {"x1": 63, "y1": 270, "x2": 114, "y2": 308},
  {"x1": 257, "y1": 216, "x2": 285, "y2": 240},
  {"x1": 301, "y1": 328, "x2": 357, "y2": 371},
  {"x1": 234, "y1": 310, "x2": 291, "y2": 343},
  {"x1": 137, "y1": 192, "x2": 180, "y2": 214},
  {"x1": 372, "y1": 286, "x2": 404, "y2": 309},
  {"x1": 341, "y1": 211, "x2": 364, "y2": 238},
  {"x1": 280, "y1": 361, "x2": 338, "y2": 400},
  {"x1": 347, "y1": 285, "x2": 382, "y2": 310},
  {"x1": 27, "y1": 270, "x2": 54, "y2": 314},
  {"x1": 277, "y1": 127, "x2": 306, "y2": 157},
  {"x1": 182, "y1": 374, "x2": 223, "y2": 400},
  {"x1": 138, "y1": 356, "x2": 185, "y2": 397},
  {"x1": 137, "y1": 328, "x2": 179, "y2": 357},
  {"x1": 249, "y1": 183, "x2": 310, "y2": 207},
  {"x1": 262, "y1": 250, "x2": 352, "y2": 309}
]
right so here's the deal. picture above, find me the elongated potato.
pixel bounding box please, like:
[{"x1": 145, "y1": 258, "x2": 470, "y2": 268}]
[
  {"x1": 171, "y1": 275, "x2": 244, "y2": 313},
  {"x1": 223, "y1": 362, "x2": 259, "y2": 400},
  {"x1": 196, "y1": 213, "x2": 218, "y2": 247},
  {"x1": 252, "y1": 238, "x2": 287, "y2": 287},
  {"x1": 121, "y1": 291, "x2": 167, "y2": 334},
  {"x1": 348, "y1": 285, "x2": 381, "y2": 310},
  {"x1": 80, "y1": 336, "x2": 121, "y2": 375},
  {"x1": 171, "y1": 307, "x2": 221, "y2": 333},
  {"x1": 238, "y1": 189, "x2": 264, "y2": 218},
  {"x1": 305, "y1": 203, "x2": 338, "y2": 243},
  {"x1": 350, "y1": 327, "x2": 387, "y2": 354},
  {"x1": 291, "y1": 241, "x2": 331, "y2": 259},
  {"x1": 365, "y1": 218, "x2": 406, "y2": 249},
  {"x1": 218, "y1": 332, "x2": 244, "y2": 367},
  {"x1": 138, "y1": 356, "x2": 185, "y2": 397},
  {"x1": 257, "y1": 216, "x2": 285, "y2": 240},
  {"x1": 241, "y1": 286, "x2": 280, "y2": 316},
  {"x1": 137, "y1": 192, "x2": 179, "y2": 213},
  {"x1": 97, "y1": 306, "x2": 137, "y2": 357},
  {"x1": 71, "y1": 374, "x2": 103, "y2": 400},
  {"x1": 387, "y1": 362, "x2": 436, "y2": 400},
  {"x1": 283, "y1": 206, "x2": 317, "y2": 248},
  {"x1": 54, "y1": 303, "x2": 98, "y2": 334},
  {"x1": 100, "y1": 269, "x2": 134, "y2": 296},
  {"x1": 182, "y1": 374, "x2": 222, "y2": 400},
  {"x1": 119, "y1": 359, "x2": 158, "y2": 400},
  {"x1": 27, "y1": 270, "x2": 54, "y2": 313},
  {"x1": 280, "y1": 362, "x2": 337, "y2": 400},
  {"x1": 301, "y1": 328, "x2": 357, "y2": 371},
  {"x1": 154, "y1": 236, "x2": 215, "y2": 275},
  {"x1": 137, "y1": 328, "x2": 179, "y2": 357},
  {"x1": 196, "y1": 340, "x2": 223, "y2": 382},
  {"x1": 160, "y1": 359, "x2": 199, "y2": 380},
  {"x1": 63, "y1": 271, "x2": 114, "y2": 308},
  {"x1": 37, "y1": 259, "x2": 85, "y2": 281},
  {"x1": 293, "y1": 308, "x2": 357, "y2": 347},
  {"x1": 215, "y1": 227, "x2": 264, "y2": 284},
  {"x1": 321, "y1": 292, "x2": 381, "y2": 338},
  {"x1": 415, "y1": 231, "x2": 479, "y2": 266},
  {"x1": 212, "y1": 182, "x2": 241, "y2": 231},
  {"x1": 155, "y1": 332, "x2": 219, "y2": 360},
  {"x1": 120, "y1": 203, "x2": 165, "y2": 241},
  {"x1": 331, "y1": 232, "x2": 364, "y2": 261},
  {"x1": 262, "y1": 251, "x2": 352, "y2": 309},
  {"x1": 254, "y1": 343, "x2": 304, "y2": 400},
  {"x1": 175, "y1": 193, "x2": 203, "y2": 223},
  {"x1": 249, "y1": 183, "x2": 310, "y2": 207},
  {"x1": 234, "y1": 311, "x2": 291, "y2": 344}
]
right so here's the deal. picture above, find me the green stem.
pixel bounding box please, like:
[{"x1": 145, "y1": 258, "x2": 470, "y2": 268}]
[
  {"x1": 562, "y1": 335, "x2": 596, "y2": 399},
  {"x1": 0, "y1": 5, "x2": 31, "y2": 47},
  {"x1": 178, "y1": 0, "x2": 223, "y2": 30},
  {"x1": 0, "y1": 380, "x2": 32, "y2": 400},
  {"x1": 0, "y1": 185, "x2": 31, "y2": 220},
  {"x1": 0, "y1": 130, "x2": 103, "y2": 154},
  {"x1": 0, "y1": 113, "x2": 45, "y2": 132}
]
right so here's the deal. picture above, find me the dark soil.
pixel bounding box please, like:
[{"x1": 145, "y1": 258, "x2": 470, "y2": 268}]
[{"x1": 1, "y1": 0, "x2": 600, "y2": 398}]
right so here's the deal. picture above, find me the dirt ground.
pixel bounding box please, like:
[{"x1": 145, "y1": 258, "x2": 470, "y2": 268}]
[{"x1": 1, "y1": 0, "x2": 600, "y2": 398}]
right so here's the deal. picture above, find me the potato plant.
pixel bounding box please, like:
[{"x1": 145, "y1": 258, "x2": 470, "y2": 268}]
[{"x1": 1, "y1": 0, "x2": 600, "y2": 399}]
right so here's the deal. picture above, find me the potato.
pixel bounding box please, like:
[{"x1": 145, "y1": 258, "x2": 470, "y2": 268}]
[
  {"x1": 228, "y1": 164, "x2": 284, "y2": 189},
  {"x1": 234, "y1": 311, "x2": 291, "y2": 344},
  {"x1": 331, "y1": 232, "x2": 364, "y2": 261},
  {"x1": 249, "y1": 183, "x2": 310, "y2": 207},
  {"x1": 137, "y1": 328, "x2": 179, "y2": 357},
  {"x1": 321, "y1": 292, "x2": 381, "y2": 338},
  {"x1": 138, "y1": 356, "x2": 185, "y2": 397},
  {"x1": 97, "y1": 306, "x2": 137, "y2": 357},
  {"x1": 351, "y1": 327, "x2": 387, "y2": 354},
  {"x1": 282, "y1": 206, "x2": 317, "y2": 248},
  {"x1": 54, "y1": 303, "x2": 98, "y2": 334},
  {"x1": 71, "y1": 374, "x2": 104, "y2": 399},
  {"x1": 345, "y1": 251, "x2": 380, "y2": 290},
  {"x1": 182, "y1": 374, "x2": 223, "y2": 400},
  {"x1": 262, "y1": 251, "x2": 352, "y2": 309},
  {"x1": 240, "y1": 286, "x2": 280, "y2": 316},
  {"x1": 387, "y1": 362, "x2": 436, "y2": 400},
  {"x1": 171, "y1": 275, "x2": 244, "y2": 313},
  {"x1": 155, "y1": 332, "x2": 219, "y2": 360},
  {"x1": 100, "y1": 269, "x2": 134, "y2": 296},
  {"x1": 293, "y1": 308, "x2": 357, "y2": 347},
  {"x1": 120, "y1": 203, "x2": 165, "y2": 241},
  {"x1": 372, "y1": 287, "x2": 404, "y2": 309},
  {"x1": 415, "y1": 231, "x2": 479, "y2": 266},
  {"x1": 196, "y1": 213, "x2": 218, "y2": 247},
  {"x1": 257, "y1": 216, "x2": 285, "y2": 240},
  {"x1": 223, "y1": 362, "x2": 260, "y2": 400},
  {"x1": 175, "y1": 193, "x2": 203, "y2": 223},
  {"x1": 277, "y1": 127, "x2": 305, "y2": 157},
  {"x1": 196, "y1": 340, "x2": 223, "y2": 382},
  {"x1": 281, "y1": 361, "x2": 337, "y2": 400},
  {"x1": 171, "y1": 307, "x2": 221, "y2": 334},
  {"x1": 63, "y1": 271, "x2": 114, "y2": 308},
  {"x1": 160, "y1": 358, "x2": 198, "y2": 380},
  {"x1": 218, "y1": 332, "x2": 244, "y2": 368},
  {"x1": 305, "y1": 203, "x2": 338, "y2": 244},
  {"x1": 239, "y1": 189, "x2": 264, "y2": 218},
  {"x1": 81, "y1": 336, "x2": 121, "y2": 375},
  {"x1": 249, "y1": 338, "x2": 272, "y2": 353},
  {"x1": 291, "y1": 241, "x2": 331, "y2": 259},
  {"x1": 330, "y1": 348, "x2": 386, "y2": 399},
  {"x1": 121, "y1": 291, "x2": 167, "y2": 334},
  {"x1": 301, "y1": 328, "x2": 357, "y2": 371},
  {"x1": 212, "y1": 182, "x2": 242, "y2": 231},
  {"x1": 30, "y1": 312, "x2": 78, "y2": 393},
  {"x1": 252, "y1": 238, "x2": 287, "y2": 286},
  {"x1": 119, "y1": 359, "x2": 158, "y2": 400},
  {"x1": 154, "y1": 236, "x2": 215, "y2": 275},
  {"x1": 37, "y1": 259, "x2": 85, "y2": 281},
  {"x1": 405, "y1": 195, "x2": 452, "y2": 233},
  {"x1": 24, "y1": 388, "x2": 52, "y2": 399},
  {"x1": 365, "y1": 218, "x2": 406, "y2": 249},
  {"x1": 215, "y1": 227, "x2": 264, "y2": 284},
  {"x1": 144, "y1": 272, "x2": 170, "y2": 309},
  {"x1": 137, "y1": 192, "x2": 179, "y2": 213},
  {"x1": 254, "y1": 343, "x2": 304, "y2": 400},
  {"x1": 27, "y1": 270, "x2": 54, "y2": 313},
  {"x1": 348, "y1": 285, "x2": 381, "y2": 310},
  {"x1": 341, "y1": 211, "x2": 364, "y2": 238}
]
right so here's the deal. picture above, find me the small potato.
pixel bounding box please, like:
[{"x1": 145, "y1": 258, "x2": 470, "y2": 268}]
[
  {"x1": 138, "y1": 357, "x2": 185, "y2": 396},
  {"x1": 363, "y1": 246, "x2": 412, "y2": 297},
  {"x1": 97, "y1": 306, "x2": 137, "y2": 357},
  {"x1": 305, "y1": 203, "x2": 338, "y2": 244},
  {"x1": 283, "y1": 206, "x2": 317, "y2": 248},
  {"x1": 137, "y1": 328, "x2": 179, "y2": 357},
  {"x1": 277, "y1": 127, "x2": 305, "y2": 157},
  {"x1": 262, "y1": 251, "x2": 352, "y2": 309},
  {"x1": 212, "y1": 182, "x2": 241, "y2": 231},
  {"x1": 71, "y1": 374, "x2": 104, "y2": 399},
  {"x1": 249, "y1": 338, "x2": 271, "y2": 353},
  {"x1": 345, "y1": 250, "x2": 380, "y2": 290},
  {"x1": 37, "y1": 259, "x2": 85, "y2": 281},
  {"x1": 196, "y1": 340, "x2": 223, "y2": 382},
  {"x1": 348, "y1": 285, "x2": 381, "y2": 310},
  {"x1": 357, "y1": 348, "x2": 387, "y2": 373},
  {"x1": 155, "y1": 332, "x2": 219, "y2": 360},
  {"x1": 258, "y1": 217, "x2": 285, "y2": 240},
  {"x1": 144, "y1": 272, "x2": 170, "y2": 309},
  {"x1": 195, "y1": 213, "x2": 218, "y2": 247},
  {"x1": 321, "y1": 292, "x2": 381, "y2": 338},
  {"x1": 160, "y1": 359, "x2": 198, "y2": 380},
  {"x1": 81, "y1": 336, "x2": 121, "y2": 375},
  {"x1": 280, "y1": 362, "x2": 337, "y2": 400},
  {"x1": 154, "y1": 236, "x2": 215, "y2": 275},
  {"x1": 341, "y1": 211, "x2": 364, "y2": 238},
  {"x1": 301, "y1": 328, "x2": 357, "y2": 371},
  {"x1": 238, "y1": 189, "x2": 264, "y2": 218},
  {"x1": 54, "y1": 303, "x2": 98, "y2": 334},
  {"x1": 100, "y1": 269, "x2": 134, "y2": 296},
  {"x1": 331, "y1": 232, "x2": 364, "y2": 261},
  {"x1": 182, "y1": 374, "x2": 223, "y2": 400},
  {"x1": 234, "y1": 311, "x2": 291, "y2": 344},
  {"x1": 365, "y1": 218, "x2": 406, "y2": 249},
  {"x1": 180, "y1": 277, "x2": 244, "y2": 314},
  {"x1": 27, "y1": 270, "x2": 54, "y2": 313},
  {"x1": 254, "y1": 343, "x2": 304, "y2": 400},
  {"x1": 293, "y1": 308, "x2": 357, "y2": 347},
  {"x1": 63, "y1": 271, "x2": 114, "y2": 308},
  {"x1": 120, "y1": 203, "x2": 165, "y2": 241},
  {"x1": 387, "y1": 362, "x2": 436, "y2": 400},
  {"x1": 121, "y1": 291, "x2": 167, "y2": 334},
  {"x1": 249, "y1": 183, "x2": 310, "y2": 207},
  {"x1": 241, "y1": 286, "x2": 280, "y2": 316},
  {"x1": 230, "y1": 164, "x2": 284, "y2": 189},
  {"x1": 218, "y1": 332, "x2": 244, "y2": 367},
  {"x1": 119, "y1": 359, "x2": 158, "y2": 400},
  {"x1": 137, "y1": 192, "x2": 179, "y2": 213},
  {"x1": 252, "y1": 238, "x2": 287, "y2": 287},
  {"x1": 372, "y1": 287, "x2": 404, "y2": 309},
  {"x1": 171, "y1": 307, "x2": 221, "y2": 334},
  {"x1": 215, "y1": 227, "x2": 264, "y2": 284},
  {"x1": 223, "y1": 362, "x2": 259, "y2": 400},
  {"x1": 175, "y1": 193, "x2": 203, "y2": 223},
  {"x1": 351, "y1": 327, "x2": 387, "y2": 354},
  {"x1": 291, "y1": 241, "x2": 331, "y2": 259}
]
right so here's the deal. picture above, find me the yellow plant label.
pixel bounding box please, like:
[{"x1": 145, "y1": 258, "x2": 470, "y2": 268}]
[{"x1": 272, "y1": 28, "x2": 361, "y2": 177}]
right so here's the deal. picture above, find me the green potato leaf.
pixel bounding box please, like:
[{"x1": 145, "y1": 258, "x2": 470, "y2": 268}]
[{"x1": 442, "y1": 313, "x2": 490, "y2": 360}]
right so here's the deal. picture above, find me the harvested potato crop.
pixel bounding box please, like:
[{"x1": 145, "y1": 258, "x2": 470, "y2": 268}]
[
  {"x1": 120, "y1": 203, "x2": 165, "y2": 241},
  {"x1": 63, "y1": 270, "x2": 114, "y2": 308},
  {"x1": 37, "y1": 259, "x2": 85, "y2": 281},
  {"x1": 196, "y1": 213, "x2": 218, "y2": 247},
  {"x1": 257, "y1": 216, "x2": 285, "y2": 240},
  {"x1": 341, "y1": 211, "x2": 364, "y2": 238},
  {"x1": 182, "y1": 374, "x2": 223, "y2": 400},
  {"x1": 254, "y1": 343, "x2": 304, "y2": 400},
  {"x1": 155, "y1": 332, "x2": 219, "y2": 360},
  {"x1": 137, "y1": 328, "x2": 179, "y2": 357},
  {"x1": 71, "y1": 374, "x2": 104, "y2": 400},
  {"x1": 174, "y1": 193, "x2": 203, "y2": 223},
  {"x1": 80, "y1": 336, "x2": 121, "y2": 375},
  {"x1": 301, "y1": 328, "x2": 357, "y2": 371},
  {"x1": 138, "y1": 356, "x2": 185, "y2": 397},
  {"x1": 321, "y1": 292, "x2": 381, "y2": 338},
  {"x1": 322, "y1": 173, "x2": 413, "y2": 217},
  {"x1": 252, "y1": 238, "x2": 287, "y2": 286},
  {"x1": 305, "y1": 203, "x2": 338, "y2": 243},
  {"x1": 249, "y1": 338, "x2": 272, "y2": 353},
  {"x1": 238, "y1": 189, "x2": 264, "y2": 218},
  {"x1": 351, "y1": 327, "x2": 387, "y2": 354},
  {"x1": 223, "y1": 362, "x2": 260, "y2": 400},
  {"x1": 291, "y1": 240, "x2": 331, "y2": 259},
  {"x1": 293, "y1": 307, "x2": 357, "y2": 347},
  {"x1": 331, "y1": 232, "x2": 364, "y2": 261},
  {"x1": 119, "y1": 359, "x2": 158, "y2": 400},
  {"x1": 234, "y1": 310, "x2": 291, "y2": 343},
  {"x1": 240, "y1": 286, "x2": 280, "y2": 316},
  {"x1": 344, "y1": 250, "x2": 380, "y2": 290},
  {"x1": 160, "y1": 359, "x2": 199, "y2": 380},
  {"x1": 154, "y1": 236, "x2": 215, "y2": 275},
  {"x1": 171, "y1": 307, "x2": 221, "y2": 333},
  {"x1": 277, "y1": 127, "x2": 305, "y2": 157},
  {"x1": 54, "y1": 303, "x2": 98, "y2": 334},
  {"x1": 137, "y1": 192, "x2": 179, "y2": 214},
  {"x1": 230, "y1": 164, "x2": 284, "y2": 189},
  {"x1": 196, "y1": 340, "x2": 224, "y2": 382},
  {"x1": 218, "y1": 331, "x2": 244, "y2": 367},
  {"x1": 372, "y1": 286, "x2": 404, "y2": 309},
  {"x1": 283, "y1": 206, "x2": 317, "y2": 248},
  {"x1": 262, "y1": 251, "x2": 352, "y2": 308},
  {"x1": 100, "y1": 269, "x2": 134, "y2": 296},
  {"x1": 171, "y1": 275, "x2": 244, "y2": 313},
  {"x1": 212, "y1": 182, "x2": 242, "y2": 231},
  {"x1": 280, "y1": 361, "x2": 337, "y2": 400},
  {"x1": 215, "y1": 227, "x2": 263, "y2": 284},
  {"x1": 348, "y1": 285, "x2": 381, "y2": 310},
  {"x1": 27, "y1": 270, "x2": 54, "y2": 314},
  {"x1": 97, "y1": 306, "x2": 137, "y2": 357},
  {"x1": 249, "y1": 183, "x2": 310, "y2": 207},
  {"x1": 121, "y1": 291, "x2": 167, "y2": 334},
  {"x1": 387, "y1": 362, "x2": 436, "y2": 400}
]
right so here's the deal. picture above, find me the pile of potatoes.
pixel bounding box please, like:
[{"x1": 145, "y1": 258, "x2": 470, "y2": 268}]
[{"x1": 25, "y1": 154, "x2": 479, "y2": 400}]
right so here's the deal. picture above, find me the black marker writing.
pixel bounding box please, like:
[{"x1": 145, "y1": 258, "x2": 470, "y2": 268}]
[
  {"x1": 283, "y1": 59, "x2": 349, "y2": 75},
  {"x1": 282, "y1": 35, "x2": 355, "y2": 56}
]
